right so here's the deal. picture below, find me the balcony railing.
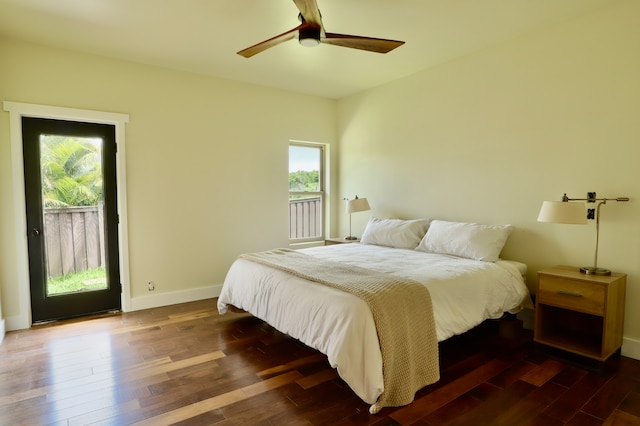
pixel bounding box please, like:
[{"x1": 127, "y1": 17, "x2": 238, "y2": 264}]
[{"x1": 289, "y1": 196, "x2": 322, "y2": 240}]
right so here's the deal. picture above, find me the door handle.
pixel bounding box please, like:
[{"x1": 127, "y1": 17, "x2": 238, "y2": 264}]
[{"x1": 31, "y1": 228, "x2": 41, "y2": 236}]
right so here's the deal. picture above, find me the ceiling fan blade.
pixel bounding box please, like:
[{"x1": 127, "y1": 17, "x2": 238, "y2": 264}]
[
  {"x1": 323, "y1": 33, "x2": 405, "y2": 53},
  {"x1": 237, "y1": 25, "x2": 302, "y2": 58},
  {"x1": 292, "y1": 0, "x2": 323, "y2": 27}
]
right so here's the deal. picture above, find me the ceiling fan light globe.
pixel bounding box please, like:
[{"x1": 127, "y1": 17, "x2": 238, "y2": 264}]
[{"x1": 299, "y1": 37, "x2": 320, "y2": 47}]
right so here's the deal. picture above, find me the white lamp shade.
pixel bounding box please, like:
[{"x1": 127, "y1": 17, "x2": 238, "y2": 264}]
[
  {"x1": 346, "y1": 197, "x2": 370, "y2": 214},
  {"x1": 537, "y1": 201, "x2": 588, "y2": 224}
]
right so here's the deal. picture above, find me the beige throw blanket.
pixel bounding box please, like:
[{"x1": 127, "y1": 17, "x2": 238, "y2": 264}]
[{"x1": 239, "y1": 248, "x2": 440, "y2": 413}]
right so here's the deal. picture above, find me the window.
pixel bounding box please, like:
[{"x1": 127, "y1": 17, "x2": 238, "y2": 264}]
[{"x1": 289, "y1": 142, "x2": 324, "y2": 242}]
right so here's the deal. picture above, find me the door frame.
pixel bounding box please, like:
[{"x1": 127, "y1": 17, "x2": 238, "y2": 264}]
[{"x1": 3, "y1": 101, "x2": 131, "y2": 330}]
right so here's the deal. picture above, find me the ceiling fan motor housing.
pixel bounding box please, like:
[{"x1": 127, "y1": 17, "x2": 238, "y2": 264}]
[{"x1": 299, "y1": 26, "x2": 321, "y2": 47}]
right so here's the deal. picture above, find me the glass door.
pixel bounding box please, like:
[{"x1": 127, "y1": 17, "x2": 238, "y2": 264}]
[{"x1": 23, "y1": 117, "x2": 121, "y2": 322}]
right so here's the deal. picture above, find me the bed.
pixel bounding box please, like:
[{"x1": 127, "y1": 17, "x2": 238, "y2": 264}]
[{"x1": 217, "y1": 218, "x2": 531, "y2": 413}]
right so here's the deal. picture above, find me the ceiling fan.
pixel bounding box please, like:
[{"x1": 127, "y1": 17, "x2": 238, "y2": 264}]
[{"x1": 237, "y1": 0, "x2": 405, "y2": 58}]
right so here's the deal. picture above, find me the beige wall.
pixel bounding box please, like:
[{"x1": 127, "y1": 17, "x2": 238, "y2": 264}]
[
  {"x1": 0, "y1": 39, "x2": 337, "y2": 323},
  {"x1": 337, "y1": 0, "x2": 640, "y2": 352}
]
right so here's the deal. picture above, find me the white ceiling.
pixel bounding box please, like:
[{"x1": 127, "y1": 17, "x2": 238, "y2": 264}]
[{"x1": 0, "y1": 0, "x2": 621, "y2": 99}]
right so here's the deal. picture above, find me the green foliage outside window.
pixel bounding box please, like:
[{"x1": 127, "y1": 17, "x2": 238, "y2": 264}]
[
  {"x1": 40, "y1": 136, "x2": 103, "y2": 207},
  {"x1": 289, "y1": 170, "x2": 319, "y2": 192}
]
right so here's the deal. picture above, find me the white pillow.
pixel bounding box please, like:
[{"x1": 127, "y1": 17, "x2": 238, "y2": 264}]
[
  {"x1": 415, "y1": 220, "x2": 513, "y2": 262},
  {"x1": 360, "y1": 217, "x2": 430, "y2": 249}
]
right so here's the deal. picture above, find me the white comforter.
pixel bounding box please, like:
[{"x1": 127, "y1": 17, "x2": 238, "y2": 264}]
[{"x1": 217, "y1": 243, "x2": 530, "y2": 405}]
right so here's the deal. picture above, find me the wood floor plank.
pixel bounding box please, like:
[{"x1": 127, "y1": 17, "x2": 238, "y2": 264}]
[
  {"x1": 520, "y1": 359, "x2": 566, "y2": 386},
  {"x1": 217, "y1": 385, "x2": 300, "y2": 425},
  {"x1": 296, "y1": 368, "x2": 339, "y2": 389},
  {"x1": 389, "y1": 359, "x2": 507, "y2": 424},
  {"x1": 488, "y1": 359, "x2": 538, "y2": 389},
  {"x1": 419, "y1": 393, "x2": 483, "y2": 425},
  {"x1": 68, "y1": 399, "x2": 141, "y2": 426},
  {"x1": 524, "y1": 412, "x2": 565, "y2": 426},
  {"x1": 581, "y1": 374, "x2": 638, "y2": 420},
  {"x1": 566, "y1": 411, "x2": 607, "y2": 426},
  {"x1": 542, "y1": 371, "x2": 611, "y2": 423},
  {"x1": 306, "y1": 395, "x2": 373, "y2": 425},
  {"x1": 441, "y1": 378, "x2": 537, "y2": 426},
  {"x1": 617, "y1": 389, "x2": 640, "y2": 418},
  {"x1": 132, "y1": 371, "x2": 303, "y2": 425},
  {"x1": 113, "y1": 311, "x2": 215, "y2": 335},
  {"x1": 257, "y1": 353, "x2": 327, "y2": 378},
  {"x1": 494, "y1": 380, "x2": 567, "y2": 425},
  {"x1": 274, "y1": 381, "x2": 367, "y2": 425},
  {"x1": 0, "y1": 385, "x2": 47, "y2": 405},
  {"x1": 603, "y1": 409, "x2": 640, "y2": 426},
  {"x1": 128, "y1": 351, "x2": 225, "y2": 380},
  {"x1": 549, "y1": 364, "x2": 589, "y2": 388}
]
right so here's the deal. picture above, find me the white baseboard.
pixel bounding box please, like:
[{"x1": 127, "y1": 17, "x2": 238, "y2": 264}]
[
  {"x1": 129, "y1": 284, "x2": 223, "y2": 312},
  {"x1": 622, "y1": 336, "x2": 640, "y2": 361},
  {"x1": 6, "y1": 314, "x2": 30, "y2": 332},
  {"x1": 0, "y1": 318, "x2": 5, "y2": 344}
]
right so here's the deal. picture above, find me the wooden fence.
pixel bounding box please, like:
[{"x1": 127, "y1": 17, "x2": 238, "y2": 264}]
[
  {"x1": 289, "y1": 197, "x2": 322, "y2": 239},
  {"x1": 43, "y1": 205, "x2": 105, "y2": 278}
]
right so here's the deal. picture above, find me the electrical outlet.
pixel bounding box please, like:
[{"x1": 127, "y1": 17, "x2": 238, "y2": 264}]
[
  {"x1": 148, "y1": 281, "x2": 155, "y2": 292},
  {"x1": 587, "y1": 209, "x2": 595, "y2": 220}
]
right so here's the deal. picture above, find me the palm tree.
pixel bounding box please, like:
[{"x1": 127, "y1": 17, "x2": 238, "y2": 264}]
[{"x1": 40, "y1": 136, "x2": 103, "y2": 207}]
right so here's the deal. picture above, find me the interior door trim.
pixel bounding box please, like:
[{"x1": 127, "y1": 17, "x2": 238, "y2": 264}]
[{"x1": 3, "y1": 101, "x2": 131, "y2": 331}]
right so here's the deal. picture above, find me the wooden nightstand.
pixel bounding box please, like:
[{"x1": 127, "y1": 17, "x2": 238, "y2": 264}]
[
  {"x1": 324, "y1": 238, "x2": 360, "y2": 246},
  {"x1": 534, "y1": 265, "x2": 626, "y2": 361}
]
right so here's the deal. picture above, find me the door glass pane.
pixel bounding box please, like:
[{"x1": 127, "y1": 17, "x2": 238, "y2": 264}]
[{"x1": 40, "y1": 134, "x2": 107, "y2": 296}]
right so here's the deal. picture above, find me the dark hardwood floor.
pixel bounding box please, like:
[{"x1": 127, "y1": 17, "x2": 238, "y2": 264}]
[{"x1": 1, "y1": 299, "x2": 639, "y2": 425}]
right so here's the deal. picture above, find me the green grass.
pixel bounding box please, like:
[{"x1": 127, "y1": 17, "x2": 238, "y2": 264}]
[{"x1": 47, "y1": 267, "x2": 107, "y2": 295}]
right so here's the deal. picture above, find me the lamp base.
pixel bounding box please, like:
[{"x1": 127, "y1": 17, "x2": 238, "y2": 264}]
[
  {"x1": 344, "y1": 236, "x2": 358, "y2": 240},
  {"x1": 580, "y1": 266, "x2": 611, "y2": 276}
]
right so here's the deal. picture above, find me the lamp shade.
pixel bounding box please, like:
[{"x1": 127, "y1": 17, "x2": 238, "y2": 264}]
[
  {"x1": 537, "y1": 201, "x2": 588, "y2": 224},
  {"x1": 346, "y1": 197, "x2": 370, "y2": 214}
]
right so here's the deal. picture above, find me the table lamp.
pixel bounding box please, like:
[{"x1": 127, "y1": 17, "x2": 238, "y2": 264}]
[
  {"x1": 537, "y1": 192, "x2": 629, "y2": 275},
  {"x1": 345, "y1": 196, "x2": 370, "y2": 240}
]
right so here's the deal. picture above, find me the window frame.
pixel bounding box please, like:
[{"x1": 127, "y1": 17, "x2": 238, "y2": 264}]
[{"x1": 288, "y1": 141, "x2": 325, "y2": 244}]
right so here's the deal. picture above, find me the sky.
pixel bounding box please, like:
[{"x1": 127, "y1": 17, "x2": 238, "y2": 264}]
[{"x1": 289, "y1": 145, "x2": 319, "y2": 172}]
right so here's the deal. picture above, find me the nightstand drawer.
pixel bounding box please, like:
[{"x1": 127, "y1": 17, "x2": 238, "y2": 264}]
[{"x1": 538, "y1": 276, "x2": 604, "y2": 315}]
